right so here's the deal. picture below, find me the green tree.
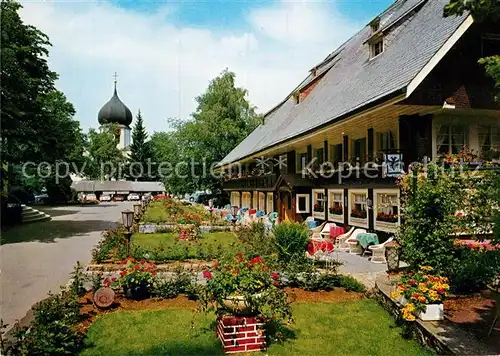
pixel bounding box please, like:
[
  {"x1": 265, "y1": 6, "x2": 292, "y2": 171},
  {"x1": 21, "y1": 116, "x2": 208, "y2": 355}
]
[
  {"x1": 150, "y1": 131, "x2": 195, "y2": 195},
  {"x1": 128, "y1": 110, "x2": 154, "y2": 181},
  {"x1": 165, "y1": 69, "x2": 260, "y2": 193},
  {"x1": 444, "y1": 0, "x2": 500, "y2": 91},
  {"x1": 1, "y1": 0, "x2": 57, "y2": 164},
  {"x1": 85, "y1": 125, "x2": 126, "y2": 180}
]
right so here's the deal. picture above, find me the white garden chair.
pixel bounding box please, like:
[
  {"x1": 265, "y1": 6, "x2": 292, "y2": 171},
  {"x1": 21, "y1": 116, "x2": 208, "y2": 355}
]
[
  {"x1": 335, "y1": 227, "x2": 355, "y2": 250},
  {"x1": 346, "y1": 228, "x2": 367, "y2": 254},
  {"x1": 311, "y1": 222, "x2": 336, "y2": 240},
  {"x1": 368, "y1": 236, "x2": 394, "y2": 263}
]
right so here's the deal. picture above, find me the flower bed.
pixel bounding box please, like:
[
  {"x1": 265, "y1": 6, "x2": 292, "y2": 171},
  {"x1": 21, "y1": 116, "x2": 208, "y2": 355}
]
[{"x1": 391, "y1": 267, "x2": 449, "y2": 321}]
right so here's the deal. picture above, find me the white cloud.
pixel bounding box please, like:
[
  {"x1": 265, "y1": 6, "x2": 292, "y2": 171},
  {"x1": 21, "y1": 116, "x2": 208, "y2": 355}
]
[{"x1": 19, "y1": 0, "x2": 360, "y2": 134}]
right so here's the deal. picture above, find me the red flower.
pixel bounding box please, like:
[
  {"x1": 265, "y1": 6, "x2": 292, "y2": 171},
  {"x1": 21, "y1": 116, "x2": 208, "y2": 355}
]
[
  {"x1": 407, "y1": 272, "x2": 413, "y2": 277},
  {"x1": 273, "y1": 280, "x2": 280, "y2": 286},
  {"x1": 249, "y1": 256, "x2": 263, "y2": 266},
  {"x1": 202, "y1": 270, "x2": 213, "y2": 279},
  {"x1": 111, "y1": 277, "x2": 117, "y2": 281},
  {"x1": 408, "y1": 279, "x2": 417, "y2": 286},
  {"x1": 437, "y1": 288, "x2": 446, "y2": 294},
  {"x1": 103, "y1": 277, "x2": 110, "y2": 287},
  {"x1": 271, "y1": 272, "x2": 280, "y2": 280},
  {"x1": 120, "y1": 270, "x2": 127, "y2": 276},
  {"x1": 134, "y1": 265, "x2": 140, "y2": 270}
]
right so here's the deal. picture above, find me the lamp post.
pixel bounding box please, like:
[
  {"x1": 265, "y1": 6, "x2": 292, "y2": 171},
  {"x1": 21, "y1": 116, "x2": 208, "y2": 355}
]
[
  {"x1": 121, "y1": 209, "x2": 134, "y2": 256},
  {"x1": 385, "y1": 240, "x2": 401, "y2": 273},
  {"x1": 133, "y1": 204, "x2": 142, "y2": 231}
]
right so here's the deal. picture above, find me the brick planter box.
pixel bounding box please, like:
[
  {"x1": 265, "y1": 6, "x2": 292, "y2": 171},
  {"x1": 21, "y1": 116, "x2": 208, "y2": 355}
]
[{"x1": 216, "y1": 316, "x2": 266, "y2": 354}]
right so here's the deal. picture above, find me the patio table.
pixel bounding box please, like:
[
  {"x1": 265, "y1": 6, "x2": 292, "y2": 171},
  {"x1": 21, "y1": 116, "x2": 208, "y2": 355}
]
[{"x1": 356, "y1": 233, "x2": 379, "y2": 249}]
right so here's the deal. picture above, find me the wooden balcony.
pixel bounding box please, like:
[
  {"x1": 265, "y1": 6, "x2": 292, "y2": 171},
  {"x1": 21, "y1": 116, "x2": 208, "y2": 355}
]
[{"x1": 222, "y1": 173, "x2": 278, "y2": 191}]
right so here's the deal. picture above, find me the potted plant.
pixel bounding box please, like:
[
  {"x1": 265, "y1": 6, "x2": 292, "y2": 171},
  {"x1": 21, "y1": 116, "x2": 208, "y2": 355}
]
[
  {"x1": 200, "y1": 252, "x2": 291, "y2": 321},
  {"x1": 117, "y1": 259, "x2": 157, "y2": 300},
  {"x1": 391, "y1": 266, "x2": 449, "y2": 321}
]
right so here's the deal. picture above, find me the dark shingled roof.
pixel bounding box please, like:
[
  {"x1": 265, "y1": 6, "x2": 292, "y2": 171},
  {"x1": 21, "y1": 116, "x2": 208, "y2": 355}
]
[
  {"x1": 98, "y1": 84, "x2": 133, "y2": 126},
  {"x1": 219, "y1": 0, "x2": 468, "y2": 166}
]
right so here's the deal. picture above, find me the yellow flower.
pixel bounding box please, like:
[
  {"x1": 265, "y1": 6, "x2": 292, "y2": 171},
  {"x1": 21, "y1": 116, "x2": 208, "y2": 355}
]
[
  {"x1": 420, "y1": 266, "x2": 433, "y2": 272},
  {"x1": 391, "y1": 290, "x2": 401, "y2": 299},
  {"x1": 418, "y1": 283, "x2": 428, "y2": 293},
  {"x1": 428, "y1": 290, "x2": 440, "y2": 301}
]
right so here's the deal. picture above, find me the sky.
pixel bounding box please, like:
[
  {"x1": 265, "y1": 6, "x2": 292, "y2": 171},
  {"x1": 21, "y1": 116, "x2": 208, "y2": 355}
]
[{"x1": 19, "y1": 0, "x2": 394, "y2": 134}]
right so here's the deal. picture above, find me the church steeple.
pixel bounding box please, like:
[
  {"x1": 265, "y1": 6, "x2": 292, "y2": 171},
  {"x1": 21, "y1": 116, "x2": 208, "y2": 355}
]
[{"x1": 97, "y1": 73, "x2": 133, "y2": 127}]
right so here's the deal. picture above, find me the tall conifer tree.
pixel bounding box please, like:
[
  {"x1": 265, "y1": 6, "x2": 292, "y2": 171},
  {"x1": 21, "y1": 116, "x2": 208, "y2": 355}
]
[{"x1": 128, "y1": 110, "x2": 153, "y2": 181}]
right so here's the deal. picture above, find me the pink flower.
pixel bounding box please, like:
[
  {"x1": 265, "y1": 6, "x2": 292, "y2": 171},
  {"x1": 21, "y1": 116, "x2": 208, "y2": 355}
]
[
  {"x1": 271, "y1": 272, "x2": 280, "y2": 280},
  {"x1": 202, "y1": 270, "x2": 213, "y2": 279}
]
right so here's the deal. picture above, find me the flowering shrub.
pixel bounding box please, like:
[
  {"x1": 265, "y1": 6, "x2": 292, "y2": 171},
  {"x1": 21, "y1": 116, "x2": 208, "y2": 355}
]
[
  {"x1": 391, "y1": 266, "x2": 449, "y2": 321},
  {"x1": 117, "y1": 258, "x2": 157, "y2": 290},
  {"x1": 200, "y1": 252, "x2": 291, "y2": 321},
  {"x1": 397, "y1": 161, "x2": 500, "y2": 292},
  {"x1": 350, "y1": 209, "x2": 367, "y2": 219},
  {"x1": 329, "y1": 204, "x2": 343, "y2": 215}
]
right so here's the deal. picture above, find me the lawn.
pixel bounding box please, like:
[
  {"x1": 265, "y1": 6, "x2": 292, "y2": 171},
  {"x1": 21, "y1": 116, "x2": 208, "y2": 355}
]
[
  {"x1": 81, "y1": 300, "x2": 432, "y2": 356},
  {"x1": 141, "y1": 201, "x2": 210, "y2": 224},
  {"x1": 133, "y1": 232, "x2": 240, "y2": 250},
  {"x1": 132, "y1": 232, "x2": 243, "y2": 261}
]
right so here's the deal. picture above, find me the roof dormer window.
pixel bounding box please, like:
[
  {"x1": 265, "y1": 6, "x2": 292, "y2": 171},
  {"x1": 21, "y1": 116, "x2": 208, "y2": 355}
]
[
  {"x1": 370, "y1": 17, "x2": 380, "y2": 34},
  {"x1": 370, "y1": 38, "x2": 384, "y2": 59}
]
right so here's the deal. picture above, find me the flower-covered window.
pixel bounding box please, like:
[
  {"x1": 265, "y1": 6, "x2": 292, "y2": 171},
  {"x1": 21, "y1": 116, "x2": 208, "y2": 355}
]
[
  {"x1": 313, "y1": 190, "x2": 325, "y2": 213},
  {"x1": 376, "y1": 193, "x2": 398, "y2": 223},
  {"x1": 436, "y1": 124, "x2": 468, "y2": 154},
  {"x1": 374, "y1": 189, "x2": 400, "y2": 232},
  {"x1": 478, "y1": 125, "x2": 500, "y2": 156},
  {"x1": 329, "y1": 191, "x2": 343, "y2": 215},
  {"x1": 350, "y1": 192, "x2": 367, "y2": 219}
]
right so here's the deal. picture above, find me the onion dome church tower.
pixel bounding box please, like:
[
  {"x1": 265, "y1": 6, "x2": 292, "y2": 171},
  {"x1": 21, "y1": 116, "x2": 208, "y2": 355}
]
[{"x1": 98, "y1": 74, "x2": 132, "y2": 151}]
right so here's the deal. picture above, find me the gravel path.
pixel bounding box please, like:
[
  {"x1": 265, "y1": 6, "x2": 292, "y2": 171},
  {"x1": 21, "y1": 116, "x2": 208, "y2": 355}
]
[{"x1": 0, "y1": 202, "x2": 133, "y2": 329}]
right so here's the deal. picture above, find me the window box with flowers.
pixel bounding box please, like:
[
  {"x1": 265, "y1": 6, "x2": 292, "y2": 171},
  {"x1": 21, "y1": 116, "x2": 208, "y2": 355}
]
[
  {"x1": 374, "y1": 189, "x2": 400, "y2": 232},
  {"x1": 391, "y1": 266, "x2": 449, "y2": 321},
  {"x1": 348, "y1": 190, "x2": 368, "y2": 227},
  {"x1": 328, "y1": 190, "x2": 344, "y2": 223},
  {"x1": 312, "y1": 189, "x2": 326, "y2": 219}
]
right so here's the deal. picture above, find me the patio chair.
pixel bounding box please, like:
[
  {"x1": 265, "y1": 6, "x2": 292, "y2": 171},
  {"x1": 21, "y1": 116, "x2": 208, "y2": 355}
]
[
  {"x1": 335, "y1": 226, "x2": 355, "y2": 250},
  {"x1": 368, "y1": 236, "x2": 394, "y2": 264},
  {"x1": 346, "y1": 228, "x2": 367, "y2": 254},
  {"x1": 311, "y1": 223, "x2": 336, "y2": 240},
  {"x1": 310, "y1": 221, "x2": 327, "y2": 236},
  {"x1": 268, "y1": 212, "x2": 278, "y2": 226}
]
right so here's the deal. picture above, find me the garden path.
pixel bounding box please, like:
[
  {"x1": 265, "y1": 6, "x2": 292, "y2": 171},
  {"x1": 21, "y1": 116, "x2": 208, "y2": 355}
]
[{"x1": 0, "y1": 202, "x2": 133, "y2": 330}]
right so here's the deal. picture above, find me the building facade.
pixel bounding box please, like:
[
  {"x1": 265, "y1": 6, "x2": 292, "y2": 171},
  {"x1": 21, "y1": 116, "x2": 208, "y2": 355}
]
[{"x1": 219, "y1": 0, "x2": 500, "y2": 233}]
